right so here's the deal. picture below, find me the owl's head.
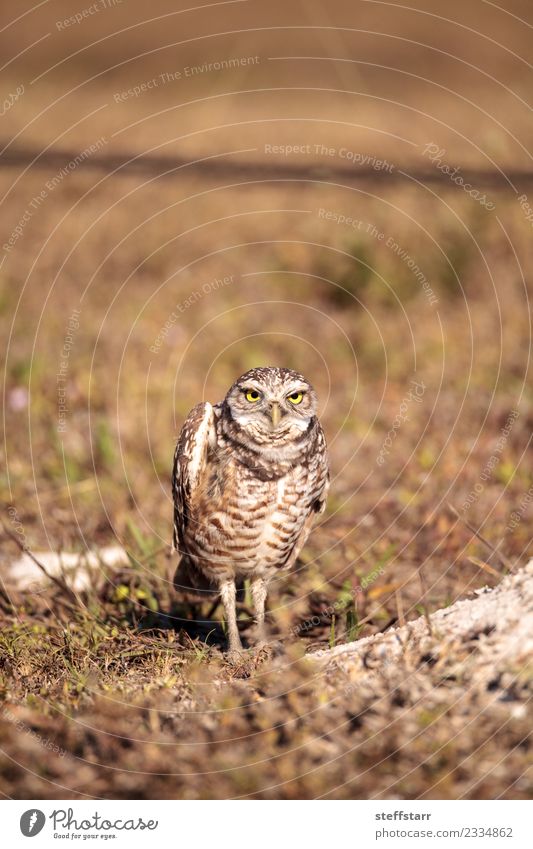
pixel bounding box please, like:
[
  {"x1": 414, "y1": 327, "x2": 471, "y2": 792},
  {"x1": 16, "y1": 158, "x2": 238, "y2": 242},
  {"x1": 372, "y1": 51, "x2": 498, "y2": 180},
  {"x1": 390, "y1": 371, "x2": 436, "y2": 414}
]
[{"x1": 223, "y1": 366, "x2": 318, "y2": 447}]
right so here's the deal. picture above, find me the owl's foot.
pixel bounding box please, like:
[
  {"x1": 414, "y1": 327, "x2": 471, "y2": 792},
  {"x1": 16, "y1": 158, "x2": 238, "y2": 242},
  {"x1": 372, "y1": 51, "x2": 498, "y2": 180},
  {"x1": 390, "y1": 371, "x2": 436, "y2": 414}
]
[
  {"x1": 225, "y1": 631, "x2": 244, "y2": 662},
  {"x1": 226, "y1": 647, "x2": 246, "y2": 665}
]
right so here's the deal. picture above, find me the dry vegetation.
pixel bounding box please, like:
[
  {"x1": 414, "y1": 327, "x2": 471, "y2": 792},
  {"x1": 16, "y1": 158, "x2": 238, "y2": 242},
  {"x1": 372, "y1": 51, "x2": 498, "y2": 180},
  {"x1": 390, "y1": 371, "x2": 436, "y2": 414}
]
[{"x1": 0, "y1": 0, "x2": 532, "y2": 799}]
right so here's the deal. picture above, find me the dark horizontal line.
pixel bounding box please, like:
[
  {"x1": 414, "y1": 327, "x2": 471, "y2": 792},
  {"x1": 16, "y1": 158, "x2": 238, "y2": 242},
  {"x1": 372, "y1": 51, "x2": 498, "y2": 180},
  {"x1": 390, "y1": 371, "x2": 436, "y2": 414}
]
[{"x1": 0, "y1": 145, "x2": 531, "y2": 191}]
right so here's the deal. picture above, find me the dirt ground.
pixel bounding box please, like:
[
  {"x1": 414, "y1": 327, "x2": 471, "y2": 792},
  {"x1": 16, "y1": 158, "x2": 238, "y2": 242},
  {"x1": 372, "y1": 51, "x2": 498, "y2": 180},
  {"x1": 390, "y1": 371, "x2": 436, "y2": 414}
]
[{"x1": 0, "y1": 0, "x2": 532, "y2": 799}]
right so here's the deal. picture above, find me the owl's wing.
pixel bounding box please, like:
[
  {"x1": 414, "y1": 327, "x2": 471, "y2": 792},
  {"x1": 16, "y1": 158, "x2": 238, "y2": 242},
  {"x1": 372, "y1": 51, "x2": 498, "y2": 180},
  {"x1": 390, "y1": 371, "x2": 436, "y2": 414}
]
[
  {"x1": 172, "y1": 401, "x2": 217, "y2": 552},
  {"x1": 284, "y1": 425, "x2": 330, "y2": 570},
  {"x1": 310, "y1": 420, "x2": 330, "y2": 516}
]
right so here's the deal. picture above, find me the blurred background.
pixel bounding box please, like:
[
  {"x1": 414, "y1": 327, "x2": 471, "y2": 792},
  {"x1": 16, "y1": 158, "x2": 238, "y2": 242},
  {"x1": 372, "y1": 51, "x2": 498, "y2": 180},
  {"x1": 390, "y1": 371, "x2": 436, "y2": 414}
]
[{"x1": 0, "y1": 0, "x2": 532, "y2": 800}]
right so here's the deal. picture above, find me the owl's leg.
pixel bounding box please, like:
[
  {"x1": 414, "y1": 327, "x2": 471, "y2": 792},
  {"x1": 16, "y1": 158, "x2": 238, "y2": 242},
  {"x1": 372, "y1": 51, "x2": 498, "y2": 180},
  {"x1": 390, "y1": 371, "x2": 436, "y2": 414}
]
[
  {"x1": 219, "y1": 579, "x2": 243, "y2": 654},
  {"x1": 251, "y1": 577, "x2": 268, "y2": 646}
]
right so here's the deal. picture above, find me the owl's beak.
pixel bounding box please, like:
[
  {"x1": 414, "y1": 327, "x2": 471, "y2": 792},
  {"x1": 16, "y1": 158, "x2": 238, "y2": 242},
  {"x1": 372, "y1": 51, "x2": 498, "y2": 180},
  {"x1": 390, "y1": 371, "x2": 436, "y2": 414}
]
[{"x1": 270, "y1": 402, "x2": 281, "y2": 428}]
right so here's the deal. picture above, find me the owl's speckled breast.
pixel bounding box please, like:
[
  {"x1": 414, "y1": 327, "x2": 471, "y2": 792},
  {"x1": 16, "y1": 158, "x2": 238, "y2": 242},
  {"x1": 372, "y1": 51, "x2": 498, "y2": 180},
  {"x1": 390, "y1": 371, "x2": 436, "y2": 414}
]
[{"x1": 184, "y1": 454, "x2": 317, "y2": 580}]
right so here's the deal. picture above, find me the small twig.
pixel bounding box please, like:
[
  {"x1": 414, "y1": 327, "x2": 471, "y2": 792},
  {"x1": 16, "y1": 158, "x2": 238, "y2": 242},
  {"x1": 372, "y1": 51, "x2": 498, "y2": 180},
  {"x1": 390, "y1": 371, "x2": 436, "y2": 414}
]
[
  {"x1": 447, "y1": 502, "x2": 513, "y2": 572},
  {"x1": 395, "y1": 588, "x2": 405, "y2": 628},
  {"x1": 467, "y1": 556, "x2": 502, "y2": 579},
  {"x1": 417, "y1": 565, "x2": 433, "y2": 636},
  {"x1": 1, "y1": 519, "x2": 81, "y2": 608},
  {"x1": 0, "y1": 585, "x2": 15, "y2": 614}
]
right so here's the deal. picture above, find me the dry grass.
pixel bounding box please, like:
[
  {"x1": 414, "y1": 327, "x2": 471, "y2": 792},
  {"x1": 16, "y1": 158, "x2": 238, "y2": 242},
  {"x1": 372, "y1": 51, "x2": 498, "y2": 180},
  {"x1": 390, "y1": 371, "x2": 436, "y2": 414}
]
[{"x1": 1, "y1": 0, "x2": 532, "y2": 799}]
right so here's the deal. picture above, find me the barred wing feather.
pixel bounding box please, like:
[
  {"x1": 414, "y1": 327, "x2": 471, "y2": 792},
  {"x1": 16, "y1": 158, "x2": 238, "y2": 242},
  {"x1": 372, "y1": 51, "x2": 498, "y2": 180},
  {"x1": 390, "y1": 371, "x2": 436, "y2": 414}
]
[{"x1": 172, "y1": 401, "x2": 216, "y2": 552}]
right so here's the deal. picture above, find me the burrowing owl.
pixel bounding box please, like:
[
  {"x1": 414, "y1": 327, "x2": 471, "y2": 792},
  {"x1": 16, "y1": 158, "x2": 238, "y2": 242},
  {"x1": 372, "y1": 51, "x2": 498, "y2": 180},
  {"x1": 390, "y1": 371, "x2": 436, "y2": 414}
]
[{"x1": 172, "y1": 366, "x2": 329, "y2": 654}]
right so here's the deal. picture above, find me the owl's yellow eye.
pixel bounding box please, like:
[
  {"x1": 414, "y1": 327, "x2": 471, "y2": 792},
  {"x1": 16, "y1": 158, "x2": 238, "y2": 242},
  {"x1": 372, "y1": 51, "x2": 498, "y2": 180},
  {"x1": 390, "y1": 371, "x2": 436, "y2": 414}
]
[
  {"x1": 288, "y1": 391, "x2": 304, "y2": 405},
  {"x1": 245, "y1": 389, "x2": 261, "y2": 403}
]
